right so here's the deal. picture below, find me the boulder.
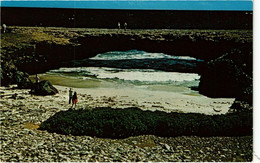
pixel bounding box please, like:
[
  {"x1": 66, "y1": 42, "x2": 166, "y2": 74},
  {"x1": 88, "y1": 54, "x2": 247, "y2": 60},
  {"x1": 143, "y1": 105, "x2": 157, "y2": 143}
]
[
  {"x1": 31, "y1": 80, "x2": 58, "y2": 96},
  {"x1": 199, "y1": 59, "x2": 245, "y2": 97},
  {"x1": 1, "y1": 59, "x2": 32, "y2": 88},
  {"x1": 15, "y1": 71, "x2": 33, "y2": 89},
  {"x1": 230, "y1": 86, "x2": 253, "y2": 112},
  {"x1": 1, "y1": 60, "x2": 17, "y2": 86},
  {"x1": 198, "y1": 47, "x2": 252, "y2": 111},
  {"x1": 198, "y1": 48, "x2": 252, "y2": 98}
]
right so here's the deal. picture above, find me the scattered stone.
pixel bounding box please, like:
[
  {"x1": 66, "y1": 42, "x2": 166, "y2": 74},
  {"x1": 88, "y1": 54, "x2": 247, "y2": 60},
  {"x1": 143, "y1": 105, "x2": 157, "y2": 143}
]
[
  {"x1": 164, "y1": 144, "x2": 171, "y2": 151},
  {"x1": 0, "y1": 85, "x2": 253, "y2": 162}
]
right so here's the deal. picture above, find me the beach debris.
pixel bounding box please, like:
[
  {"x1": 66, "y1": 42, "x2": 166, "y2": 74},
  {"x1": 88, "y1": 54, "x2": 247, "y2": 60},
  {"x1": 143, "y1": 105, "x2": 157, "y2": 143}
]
[{"x1": 213, "y1": 108, "x2": 222, "y2": 112}]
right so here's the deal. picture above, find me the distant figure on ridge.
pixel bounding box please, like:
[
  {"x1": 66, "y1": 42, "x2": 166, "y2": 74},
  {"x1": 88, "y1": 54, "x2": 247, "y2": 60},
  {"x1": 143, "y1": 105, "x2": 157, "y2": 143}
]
[
  {"x1": 69, "y1": 88, "x2": 73, "y2": 104},
  {"x1": 72, "y1": 92, "x2": 78, "y2": 108},
  {"x1": 2, "y1": 24, "x2": 7, "y2": 33},
  {"x1": 118, "y1": 22, "x2": 121, "y2": 30},
  {"x1": 124, "y1": 22, "x2": 127, "y2": 30}
]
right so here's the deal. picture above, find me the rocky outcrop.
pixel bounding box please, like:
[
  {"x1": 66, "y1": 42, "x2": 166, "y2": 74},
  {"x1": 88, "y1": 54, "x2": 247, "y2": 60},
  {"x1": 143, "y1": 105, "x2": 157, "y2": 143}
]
[
  {"x1": 198, "y1": 47, "x2": 252, "y2": 110},
  {"x1": 199, "y1": 59, "x2": 249, "y2": 97},
  {"x1": 15, "y1": 71, "x2": 33, "y2": 89},
  {"x1": 31, "y1": 80, "x2": 58, "y2": 96},
  {"x1": 0, "y1": 58, "x2": 32, "y2": 88},
  {"x1": 229, "y1": 84, "x2": 253, "y2": 112},
  {"x1": 1, "y1": 60, "x2": 18, "y2": 86}
]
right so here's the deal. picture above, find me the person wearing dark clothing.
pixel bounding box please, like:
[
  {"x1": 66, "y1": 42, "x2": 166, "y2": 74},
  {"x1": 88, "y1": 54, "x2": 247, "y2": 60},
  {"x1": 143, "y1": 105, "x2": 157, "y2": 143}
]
[
  {"x1": 35, "y1": 74, "x2": 40, "y2": 83},
  {"x1": 69, "y1": 88, "x2": 73, "y2": 104}
]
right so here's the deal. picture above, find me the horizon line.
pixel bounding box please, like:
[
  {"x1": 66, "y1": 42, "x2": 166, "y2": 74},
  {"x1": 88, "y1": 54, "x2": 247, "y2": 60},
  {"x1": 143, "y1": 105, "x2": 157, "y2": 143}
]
[{"x1": 0, "y1": 1, "x2": 253, "y2": 11}]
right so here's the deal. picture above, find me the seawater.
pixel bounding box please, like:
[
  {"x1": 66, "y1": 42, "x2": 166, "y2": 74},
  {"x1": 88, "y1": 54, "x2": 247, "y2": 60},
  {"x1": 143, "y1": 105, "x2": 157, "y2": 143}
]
[
  {"x1": 47, "y1": 50, "x2": 202, "y2": 87},
  {"x1": 89, "y1": 50, "x2": 200, "y2": 61}
]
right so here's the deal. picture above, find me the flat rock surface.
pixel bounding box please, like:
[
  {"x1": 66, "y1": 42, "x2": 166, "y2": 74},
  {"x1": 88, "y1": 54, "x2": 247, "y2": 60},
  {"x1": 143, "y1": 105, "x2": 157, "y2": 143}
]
[{"x1": 10, "y1": 26, "x2": 253, "y2": 41}]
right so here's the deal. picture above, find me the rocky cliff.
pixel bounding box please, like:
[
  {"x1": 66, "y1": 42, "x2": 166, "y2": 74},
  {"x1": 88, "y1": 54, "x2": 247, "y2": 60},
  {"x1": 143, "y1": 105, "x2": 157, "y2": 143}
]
[{"x1": 198, "y1": 47, "x2": 253, "y2": 111}]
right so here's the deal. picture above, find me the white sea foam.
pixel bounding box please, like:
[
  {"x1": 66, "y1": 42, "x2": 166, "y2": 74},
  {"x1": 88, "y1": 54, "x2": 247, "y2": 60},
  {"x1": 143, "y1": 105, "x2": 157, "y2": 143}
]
[
  {"x1": 49, "y1": 67, "x2": 200, "y2": 83},
  {"x1": 49, "y1": 67, "x2": 85, "y2": 73},
  {"x1": 89, "y1": 50, "x2": 199, "y2": 61},
  {"x1": 49, "y1": 50, "x2": 202, "y2": 86}
]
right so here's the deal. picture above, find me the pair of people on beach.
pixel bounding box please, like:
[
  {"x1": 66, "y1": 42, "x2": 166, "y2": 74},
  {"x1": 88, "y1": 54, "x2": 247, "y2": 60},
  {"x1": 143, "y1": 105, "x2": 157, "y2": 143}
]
[{"x1": 69, "y1": 88, "x2": 78, "y2": 108}]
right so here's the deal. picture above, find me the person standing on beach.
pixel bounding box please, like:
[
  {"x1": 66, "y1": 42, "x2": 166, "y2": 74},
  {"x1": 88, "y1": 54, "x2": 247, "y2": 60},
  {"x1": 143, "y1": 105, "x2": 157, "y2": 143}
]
[
  {"x1": 72, "y1": 92, "x2": 78, "y2": 108},
  {"x1": 69, "y1": 88, "x2": 73, "y2": 104},
  {"x1": 35, "y1": 74, "x2": 40, "y2": 83}
]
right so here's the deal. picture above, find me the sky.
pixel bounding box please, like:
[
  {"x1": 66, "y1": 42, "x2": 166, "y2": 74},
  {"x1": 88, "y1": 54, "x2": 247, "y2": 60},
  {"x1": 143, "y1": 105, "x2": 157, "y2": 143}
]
[{"x1": 0, "y1": 0, "x2": 253, "y2": 11}]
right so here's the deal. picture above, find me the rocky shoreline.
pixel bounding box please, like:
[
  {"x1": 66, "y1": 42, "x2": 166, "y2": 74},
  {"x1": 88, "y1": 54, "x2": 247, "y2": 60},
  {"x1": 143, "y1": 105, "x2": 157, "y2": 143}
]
[{"x1": 0, "y1": 85, "x2": 252, "y2": 162}]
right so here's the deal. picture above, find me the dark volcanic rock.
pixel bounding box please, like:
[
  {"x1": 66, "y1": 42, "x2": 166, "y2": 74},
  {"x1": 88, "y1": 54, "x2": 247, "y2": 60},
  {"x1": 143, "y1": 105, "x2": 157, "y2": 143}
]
[
  {"x1": 0, "y1": 59, "x2": 32, "y2": 88},
  {"x1": 198, "y1": 47, "x2": 252, "y2": 109},
  {"x1": 236, "y1": 85, "x2": 253, "y2": 106},
  {"x1": 230, "y1": 86, "x2": 253, "y2": 112},
  {"x1": 31, "y1": 80, "x2": 58, "y2": 96},
  {"x1": 1, "y1": 60, "x2": 17, "y2": 86},
  {"x1": 15, "y1": 71, "x2": 33, "y2": 89},
  {"x1": 199, "y1": 59, "x2": 244, "y2": 97}
]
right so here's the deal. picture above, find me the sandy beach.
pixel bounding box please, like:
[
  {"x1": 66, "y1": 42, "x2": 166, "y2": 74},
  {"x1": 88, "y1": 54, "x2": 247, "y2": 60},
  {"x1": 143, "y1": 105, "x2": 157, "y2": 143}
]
[{"x1": 31, "y1": 74, "x2": 235, "y2": 115}]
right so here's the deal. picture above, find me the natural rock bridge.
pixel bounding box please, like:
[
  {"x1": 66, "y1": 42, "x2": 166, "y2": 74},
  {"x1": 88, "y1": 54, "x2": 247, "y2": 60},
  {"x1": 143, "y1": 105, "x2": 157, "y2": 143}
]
[{"x1": 1, "y1": 27, "x2": 252, "y2": 100}]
